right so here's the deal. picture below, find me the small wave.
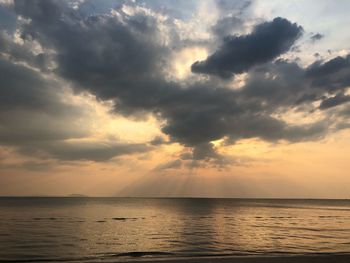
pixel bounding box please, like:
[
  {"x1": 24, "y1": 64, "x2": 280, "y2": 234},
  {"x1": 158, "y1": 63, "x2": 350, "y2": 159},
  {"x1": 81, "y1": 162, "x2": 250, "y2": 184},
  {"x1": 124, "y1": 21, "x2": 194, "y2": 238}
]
[
  {"x1": 33, "y1": 217, "x2": 58, "y2": 221},
  {"x1": 111, "y1": 217, "x2": 138, "y2": 221},
  {"x1": 252, "y1": 224, "x2": 350, "y2": 232},
  {"x1": 0, "y1": 255, "x2": 102, "y2": 262},
  {"x1": 31, "y1": 217, "x2": 86, "y2": 223},
  {"x1": 111, "y1": 251, "x2": 174, "y2": 257},
  {"x1": 318, "y1": 215, "x2": 344, "y2": 218}
]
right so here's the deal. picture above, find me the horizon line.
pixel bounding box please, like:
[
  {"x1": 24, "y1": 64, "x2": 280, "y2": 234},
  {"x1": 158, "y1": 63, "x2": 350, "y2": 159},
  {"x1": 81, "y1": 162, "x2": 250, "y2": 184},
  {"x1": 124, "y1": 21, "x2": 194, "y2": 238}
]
[{"x1": 1, "y1": 196, "x2": 350, "y2": 200}]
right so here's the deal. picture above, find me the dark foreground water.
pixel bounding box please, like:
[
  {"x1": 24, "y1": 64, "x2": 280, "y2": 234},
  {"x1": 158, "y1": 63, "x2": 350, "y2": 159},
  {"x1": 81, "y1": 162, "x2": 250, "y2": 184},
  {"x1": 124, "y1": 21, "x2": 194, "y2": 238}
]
[{"x1": 1, "y1": 198, "x2": 350, "y2": 262}]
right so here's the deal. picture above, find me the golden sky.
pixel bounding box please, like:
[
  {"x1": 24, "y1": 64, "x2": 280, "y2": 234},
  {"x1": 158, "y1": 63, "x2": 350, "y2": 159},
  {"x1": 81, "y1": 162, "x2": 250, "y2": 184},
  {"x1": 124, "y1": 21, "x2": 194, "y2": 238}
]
[{"x1": 0, "y1": 0, "x2": 350, "y2": 197}]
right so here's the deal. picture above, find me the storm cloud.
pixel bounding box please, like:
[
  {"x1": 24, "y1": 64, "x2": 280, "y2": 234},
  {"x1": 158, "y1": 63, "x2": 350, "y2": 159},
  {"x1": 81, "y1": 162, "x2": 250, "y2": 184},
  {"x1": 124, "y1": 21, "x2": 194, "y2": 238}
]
[
  {"x1": 0, "y1": 0, "x2": 349, "y2": 167},
  {"x1": 191, "y1": 17, "x2": 303, "y2": 78},
  {"x1": 306, "y1": 55, "x2": 350, "y2": 91}
]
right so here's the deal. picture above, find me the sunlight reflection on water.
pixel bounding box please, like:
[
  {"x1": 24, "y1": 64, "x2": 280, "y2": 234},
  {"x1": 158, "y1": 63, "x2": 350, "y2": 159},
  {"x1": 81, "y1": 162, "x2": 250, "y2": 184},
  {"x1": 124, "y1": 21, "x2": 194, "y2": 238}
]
[{"x1": 1, "y1": 198, "x2": 350, "y2": 261}]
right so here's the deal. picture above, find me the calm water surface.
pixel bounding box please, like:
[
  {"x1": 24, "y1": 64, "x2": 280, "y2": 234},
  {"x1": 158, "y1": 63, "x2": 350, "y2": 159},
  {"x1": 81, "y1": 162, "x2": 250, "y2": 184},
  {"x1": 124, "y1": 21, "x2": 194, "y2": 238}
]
[{"x1": 1, "y1": 198, "x2": 350, "y2": 262}]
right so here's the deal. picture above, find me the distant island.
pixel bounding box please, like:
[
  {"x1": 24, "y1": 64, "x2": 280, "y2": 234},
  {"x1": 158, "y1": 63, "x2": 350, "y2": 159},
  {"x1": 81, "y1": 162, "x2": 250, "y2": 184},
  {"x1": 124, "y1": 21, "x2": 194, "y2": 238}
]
[{"x1": 67, "y1": 194, "x2": 89, "y2": 197}]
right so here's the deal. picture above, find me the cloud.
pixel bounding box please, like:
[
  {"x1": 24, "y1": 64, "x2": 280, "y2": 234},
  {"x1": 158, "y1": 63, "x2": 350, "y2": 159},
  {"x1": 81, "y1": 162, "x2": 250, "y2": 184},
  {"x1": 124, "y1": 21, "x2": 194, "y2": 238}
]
[
  {"x1": 306, "y1": 55, "x2": 350, "y2": 91},
  {"x1": 0, "y1": 56, "x2": 90, "y2": 144},
  {"x1": 0, "y1": 160, "x2": 56, "y2": 172},
  {"x1": 0, "y1": 31, "x2": 51, "y2": 71},
  {"x1": 242, "y1": 59, "x2": 307, "y2": 107},
  {"x1": 0, "y1": 57, "x2": 152, "y2": 161},
  {"x1": 0, "y1": 2, "x2": 16, "y2": 33},
  {"x1": 0, "y1": 0, "x2": 348, "y2": 168},
  {"x1": 319, "y1": 93, "x2": 350, "y2": 110},
  {"x1": 211, "y1": 0, "x2": 252, "y2": 38},
  {"x1": 149, "y1": 136, "x2": 170, "y2": 146},
  {"x1": 191, "y1": 17, "x2": 303, "y2": 78},
  {"x1": 0, "y1": 16, "x2": 153, "y2": 162},
  {"x1": 215, "y1": 0, "x2": 252, "y2": 16},
  {"x1": 306, "y1": 55, "x2": 350, "y2": 77},
  {"x1": 19, "y1": 141, "x2": 151, "y2": 162},
  {"x1": 310, "y1": 33, "x2": 324, "y2": 42},
  {"x1": 211, "y1": 16, "x2": 244, "y2": 38},
  {"x1": 154, "y1": 159, "x2": 182, "y2": 171},
  {"x1": 14, "y1": 0, "x2": 171, "y2": 115},
  {"x1": 0, "y1": 56, "x2": 63, "y2": 113}
]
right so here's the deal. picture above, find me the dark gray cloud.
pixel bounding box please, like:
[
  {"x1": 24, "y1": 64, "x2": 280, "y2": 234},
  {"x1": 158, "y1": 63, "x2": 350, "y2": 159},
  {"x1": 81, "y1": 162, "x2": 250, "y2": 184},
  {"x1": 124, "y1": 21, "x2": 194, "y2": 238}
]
[
  {"x1": 14, "y1": 0, "x2": 173, "y2": 115},
  {"x1": 0, "y1": 3, "x2": 16, "y2": 33},
  {"x1": 0, "y1": 56, "x2": 61, "y2": 112},
  {"x1": 0, "y1": 56, "x2": 89, "y2": 144},
  {"x1": 310, "y1": 33, "x2": 324, "y2": 42},
  {"x1": 157, "y1": 72, "x2": 328, "y2": 162},
  {"x1": 0, "y1": 56, "x2": 151, "y2": 161},
  {"x1": 0, "y1": 54, "x2": 149, "y2": 162},
  {"x1": 0, "y1": 2, "x2": 154, "y2": 162},
  {"x1": 320, "y1": 93, "x2": 350, "y2": 110},
  {"x1": 18, "y1": 141, "x2": 150, "y2": 162},
  {"x1": 242, "y1": 60, "x2": 307, "y2": 107},
  {"x1": 192, "y1": 17, "x2": 303, "y2": 78},
  {"x1": 306, "y1": 55, "x2": 350, "y2": 91},
  {"x1": 0, "y1": 32, "x2": 51, "y2": 71},
  {"x1": 0, "y1": 0, "x2": 348, "y2": 168},
  {"x1": 191, "y1": 142, "x2": 233, "y2": 168},
  {"x1": 306, "y1": 56, "x2": 350, "y2": 77},
  {"x1": 241, "y1": 56, "x2": 350, "y2": 111},
  {"x1": 192, "y1": 142, "x2": 220, "y2": 160}
]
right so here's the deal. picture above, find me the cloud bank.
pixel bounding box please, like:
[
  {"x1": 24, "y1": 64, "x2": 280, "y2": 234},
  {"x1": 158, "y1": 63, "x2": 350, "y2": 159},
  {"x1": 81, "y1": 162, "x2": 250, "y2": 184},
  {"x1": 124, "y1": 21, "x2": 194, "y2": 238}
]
[{"x1": 0, "y1": 0, "x2": 349, "y2": 169}]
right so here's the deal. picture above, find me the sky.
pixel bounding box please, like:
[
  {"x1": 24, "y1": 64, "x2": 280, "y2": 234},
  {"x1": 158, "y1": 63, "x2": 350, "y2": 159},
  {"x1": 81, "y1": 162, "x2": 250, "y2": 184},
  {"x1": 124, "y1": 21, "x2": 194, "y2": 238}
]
[{"x1": 0, "y1": 0, "x2": 350, "y2": 198}]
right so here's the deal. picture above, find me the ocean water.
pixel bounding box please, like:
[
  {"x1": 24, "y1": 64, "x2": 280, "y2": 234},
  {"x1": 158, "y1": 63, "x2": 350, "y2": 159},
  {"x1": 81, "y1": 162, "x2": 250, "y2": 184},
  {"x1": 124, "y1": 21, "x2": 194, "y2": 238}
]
[{"x1": 1, "y1": 198, "x2": 350, "y2": 262}]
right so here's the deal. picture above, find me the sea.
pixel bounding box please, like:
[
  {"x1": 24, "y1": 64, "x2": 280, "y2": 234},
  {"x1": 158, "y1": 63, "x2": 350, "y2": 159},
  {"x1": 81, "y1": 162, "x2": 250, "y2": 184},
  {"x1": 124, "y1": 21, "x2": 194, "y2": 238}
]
[{"x1": 1, "y1": 197, "x2": 350, "y2": 262}]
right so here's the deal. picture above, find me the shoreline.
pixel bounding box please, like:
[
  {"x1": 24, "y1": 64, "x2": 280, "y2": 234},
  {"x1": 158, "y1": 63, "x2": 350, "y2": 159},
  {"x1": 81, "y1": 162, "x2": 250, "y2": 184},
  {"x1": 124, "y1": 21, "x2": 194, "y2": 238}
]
[
  {"x1": 118, "y1": 254, "x2": 350, "y2": 263},
  {"x1": 4, "y1": 253, "x2": 350, "y2": 263}
]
